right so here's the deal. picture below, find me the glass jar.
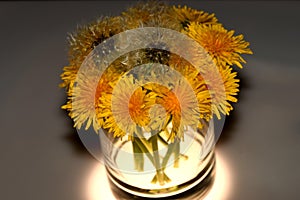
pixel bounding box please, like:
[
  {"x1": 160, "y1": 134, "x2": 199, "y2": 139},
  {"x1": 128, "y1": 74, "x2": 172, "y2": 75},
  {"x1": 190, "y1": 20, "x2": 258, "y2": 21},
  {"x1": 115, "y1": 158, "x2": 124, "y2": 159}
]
[
  {"x1": 73, "y1": 27, "x2": 226, "y2": 198},
  {"x1": 99, "y1": 120, "x2": 216, "y2": 198}
]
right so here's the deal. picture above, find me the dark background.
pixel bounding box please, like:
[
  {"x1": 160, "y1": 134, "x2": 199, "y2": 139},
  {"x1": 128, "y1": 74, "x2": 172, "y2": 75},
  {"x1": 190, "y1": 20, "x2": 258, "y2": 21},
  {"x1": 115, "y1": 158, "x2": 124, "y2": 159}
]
[{"x1": 0, "y1": 1, "x2": 299, "y2": 199}]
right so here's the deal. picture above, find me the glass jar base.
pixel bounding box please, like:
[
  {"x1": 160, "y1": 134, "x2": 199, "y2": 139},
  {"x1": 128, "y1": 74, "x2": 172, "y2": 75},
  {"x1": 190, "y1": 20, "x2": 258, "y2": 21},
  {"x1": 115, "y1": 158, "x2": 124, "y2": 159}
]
[{"x1": 106, "y1": 152, "x2": 216, "y2": 199}]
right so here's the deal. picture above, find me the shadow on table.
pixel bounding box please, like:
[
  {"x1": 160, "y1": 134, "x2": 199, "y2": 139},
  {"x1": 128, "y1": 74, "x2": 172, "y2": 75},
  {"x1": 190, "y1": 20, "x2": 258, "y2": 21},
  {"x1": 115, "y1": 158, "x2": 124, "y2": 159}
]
[
  {"x1": 217, "y1": 70, "x2": 251, "y2": 146},
  {"x1": 61, "y1": 108, "x2": 100, "y2": 160}
]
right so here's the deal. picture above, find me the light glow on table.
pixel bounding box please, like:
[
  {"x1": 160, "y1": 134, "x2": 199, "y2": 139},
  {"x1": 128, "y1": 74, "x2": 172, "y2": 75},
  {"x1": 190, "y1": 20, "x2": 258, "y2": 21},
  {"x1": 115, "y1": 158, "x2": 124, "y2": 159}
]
[
  {"x1": 87, "y1": 151, "x2": 232, "y2": 200},
  {"x1": 203, "y1": 151, "x2": 232, "y2": 200}
]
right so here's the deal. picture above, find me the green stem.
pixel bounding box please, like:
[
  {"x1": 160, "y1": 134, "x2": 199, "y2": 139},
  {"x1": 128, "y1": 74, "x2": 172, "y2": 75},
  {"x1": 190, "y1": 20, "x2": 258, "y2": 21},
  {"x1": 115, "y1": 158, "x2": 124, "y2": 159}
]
[
  {"x1": 134, "y1": 137, "x2": 154, "y2": 164},
  {"x1": 158, "y1": 134, "x2": 187, "y2": 159},
  {"x1": 132, "y1": 140, "x2": 144, "y2": 171},
  {"x1": 135, "y1": 127, "x2": 153, "y2": 152},
  {"x1": 159, "y1": 134, "x2": 187, "y2": 170},
  {"x1": 161, "y1": 141, "x2": 176, "y2": 171},
  {"x1": 173, "y1": 138, "x2": 180, "y2": 168},
  {"x1": 150, "y1": 132, "x2": 165, "y2": 185}
]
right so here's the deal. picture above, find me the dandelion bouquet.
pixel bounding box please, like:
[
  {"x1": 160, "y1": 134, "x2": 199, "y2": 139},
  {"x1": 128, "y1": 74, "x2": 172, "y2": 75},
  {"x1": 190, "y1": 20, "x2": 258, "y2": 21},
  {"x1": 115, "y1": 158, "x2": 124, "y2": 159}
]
[{"x1": 60, "y1": 1, "x2": 252, "y2": 196}]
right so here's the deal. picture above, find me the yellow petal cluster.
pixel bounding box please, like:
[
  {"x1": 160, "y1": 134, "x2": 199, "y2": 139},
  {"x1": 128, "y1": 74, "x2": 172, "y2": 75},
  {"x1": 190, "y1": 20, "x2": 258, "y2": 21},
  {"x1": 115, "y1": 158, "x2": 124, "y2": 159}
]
[
  {"x1": 173, "y1": 5, "x2": 218, "y2": 28},
  {"x1": 59, "y1": 1, "x2": 252, "y2": 140},
  {"x1": 184, "y1": 22, "x2": 253, "y2": 68}
]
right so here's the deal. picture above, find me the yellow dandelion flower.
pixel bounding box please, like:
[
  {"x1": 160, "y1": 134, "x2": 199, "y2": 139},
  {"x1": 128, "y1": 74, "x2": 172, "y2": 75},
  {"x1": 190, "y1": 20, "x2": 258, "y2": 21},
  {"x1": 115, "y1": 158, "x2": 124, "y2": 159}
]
[
  {"x1": 184, "y1": 22, "x2": 253, "y2": 68},
  {"x1": 62, "y1": 66, "x2": 121, "y2": 132},
  {"x1": 190, "y1": 73, "x2": 213, "y2": 122},
  {"x1": 164, "y1": 58, "x2": 213, "y2": 122},
  {"x1": 145, "y1": 74, "x2": 208, "y2": 141},
  {"x1": 219, "y1": 65, "x2": 240, "y2": 107},
  {"x1": 201, "y1": 64, "x2": 240, "y2": 119},
  {"x1": 68, "y1": 16, "x2": 124, "y2": 67},
  {"x1": 59, "y1": 65, "x2": 78, "y2": 90},
  {"x1": 98, "y1": 75, "x2": 155, "y2": 138},
  {"x1": 168, "y1": 53, "x2": 239, "y2": 120},
  {"x1": 173, "y1": 5, "x2": 218, "y2": 28},
  {"x1": 60, "y1": 16, "x2": 124, "y2": 91},
  {"x1": 168, "y1": 54, "x2": 195, "y2": 75},
  {"x1": 128, "y1": 87, "x2": 154, "y2": 127},
  {"x1": 97, "y1": 93, "x2": 126, "y2": 138}
]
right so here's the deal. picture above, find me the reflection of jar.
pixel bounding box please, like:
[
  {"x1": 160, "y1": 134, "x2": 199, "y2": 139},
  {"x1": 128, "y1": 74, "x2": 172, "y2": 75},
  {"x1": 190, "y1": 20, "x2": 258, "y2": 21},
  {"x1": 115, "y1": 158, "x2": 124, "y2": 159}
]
[{"x1": 99, "y1": 119, "x2": 216, "y2": 198}]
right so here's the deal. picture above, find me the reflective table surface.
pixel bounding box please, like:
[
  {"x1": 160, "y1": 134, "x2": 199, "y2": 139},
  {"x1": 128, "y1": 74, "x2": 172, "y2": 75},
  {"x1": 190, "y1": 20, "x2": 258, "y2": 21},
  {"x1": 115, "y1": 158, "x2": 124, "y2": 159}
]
[{"x1": 1, "y1": 1, "x2": 299, "y2": 200}]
